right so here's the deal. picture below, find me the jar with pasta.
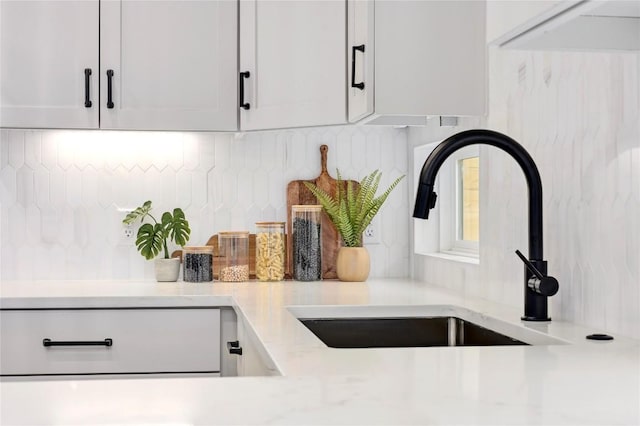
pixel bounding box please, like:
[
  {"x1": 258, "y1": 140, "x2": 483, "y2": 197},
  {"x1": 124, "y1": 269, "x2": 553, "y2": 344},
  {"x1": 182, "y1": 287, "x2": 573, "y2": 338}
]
[
  {"x1": 255, "y1": 222, "x2": 285, "y2": 281},
  {"x1": 218, "y1": 231, "x2": 250, "y2": 282}
]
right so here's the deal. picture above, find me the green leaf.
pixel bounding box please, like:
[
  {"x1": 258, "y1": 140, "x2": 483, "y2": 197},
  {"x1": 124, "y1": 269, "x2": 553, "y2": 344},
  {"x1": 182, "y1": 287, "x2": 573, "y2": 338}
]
[
  {"x1": 122, "y1": 200, "x2": 153, "y2": 225},
  {"x1": 135, "y1": 223, "x2": 165, "y2": 260},
  {"x1": 304, "y1": 170, "x2": 404, "y2": 248},
  {"x1": 166, "y1": 208, "x2": 191, "y2": 247}
]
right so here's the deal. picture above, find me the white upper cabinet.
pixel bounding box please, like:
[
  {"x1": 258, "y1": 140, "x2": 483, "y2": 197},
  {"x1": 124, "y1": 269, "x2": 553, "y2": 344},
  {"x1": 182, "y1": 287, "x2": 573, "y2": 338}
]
[
  {"x1": 0, "y1": 0, "x2": 99, "y2": 129},
  {"x1": 488, "y1": 0, "x2": 640, "y2": 51},
  {"x1": 348, "y1": 0, "x2": 487, "y2": 125},
  {"x1": 100, "y1": 0, "x2": 238, "y2": 131},
  {"x1": 239, "y1": 0, "x2": 347, "y2": 130},
  {"x1": 348, "y1": 0, "x2": 375, "y2": 123}
]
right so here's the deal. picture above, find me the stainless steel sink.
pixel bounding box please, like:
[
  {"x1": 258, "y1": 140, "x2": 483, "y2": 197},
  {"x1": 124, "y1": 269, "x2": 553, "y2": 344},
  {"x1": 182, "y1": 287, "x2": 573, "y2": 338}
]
[
  {"x1": 299, "y1": 316, "x2": 527, "y2": 348},
  {"x1": 290, "y1": 305, "x2": 568, "y2": 348}
]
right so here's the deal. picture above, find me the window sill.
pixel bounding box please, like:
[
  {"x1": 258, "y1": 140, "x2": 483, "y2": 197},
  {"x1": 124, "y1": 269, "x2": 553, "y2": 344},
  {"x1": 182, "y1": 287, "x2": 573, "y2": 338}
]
[{"x1": 421, "y1": 251, "x2": 480, "y2": 266}]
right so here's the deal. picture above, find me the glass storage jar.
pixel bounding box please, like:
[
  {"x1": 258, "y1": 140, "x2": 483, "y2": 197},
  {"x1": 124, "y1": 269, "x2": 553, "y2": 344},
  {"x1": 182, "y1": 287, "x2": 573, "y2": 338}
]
[
  {"x1": 291, "y1": 205, "x2": 322, "y2": 281},
  {"x1": 218, "y1": 231, "x2": 250, "y2": 282},
  {"x1": 183, "y1": 246, "x2": 214, "y2": 282},
  {"x1": 255, "y1": 222, "x2": 285, "y2": 281}
]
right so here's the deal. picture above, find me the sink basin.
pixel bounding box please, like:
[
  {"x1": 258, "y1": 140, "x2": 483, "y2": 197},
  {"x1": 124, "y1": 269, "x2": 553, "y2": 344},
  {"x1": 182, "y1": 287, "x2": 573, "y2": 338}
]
[
  {"x1": 299, "y1": 317, "x2": 527, "y2": 348},
  {"x1": 289, "y1": 305, "x2": 567, "y2": 348}
]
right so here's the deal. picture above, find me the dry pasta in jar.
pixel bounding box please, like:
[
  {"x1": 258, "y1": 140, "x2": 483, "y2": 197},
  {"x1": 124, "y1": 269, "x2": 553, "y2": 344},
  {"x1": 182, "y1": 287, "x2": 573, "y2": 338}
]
[{"x1": 255, "y1": 222, "x2": 285, "y2": 281}]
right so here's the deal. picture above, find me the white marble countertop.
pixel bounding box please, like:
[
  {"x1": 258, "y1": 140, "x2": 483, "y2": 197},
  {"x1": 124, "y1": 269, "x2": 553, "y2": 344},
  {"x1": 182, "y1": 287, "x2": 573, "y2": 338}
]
[{"x1": 1, "y1": 279, "x2": 639, "y2": 425}]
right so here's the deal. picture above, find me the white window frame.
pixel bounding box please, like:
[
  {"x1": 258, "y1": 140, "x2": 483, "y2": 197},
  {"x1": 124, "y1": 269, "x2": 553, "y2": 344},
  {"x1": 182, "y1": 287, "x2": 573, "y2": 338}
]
[
  {"x1": 440, "y1": 146, "x2": 479, "y2": 256},
  {"x1": 413, "y1": 142, "x2": 479, "y2": 261}
]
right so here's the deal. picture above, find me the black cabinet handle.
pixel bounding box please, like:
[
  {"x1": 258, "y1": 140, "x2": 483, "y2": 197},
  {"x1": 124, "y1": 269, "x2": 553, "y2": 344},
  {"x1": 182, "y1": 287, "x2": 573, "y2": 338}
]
[
  {"x1": 43, "y1": 338, "x2": 113, "y2": 347},
  {"x1": 351, "y1": 44, "x2": 365, "y2": 90},
  {"x1": 239, "y1": 71, "x2": 250, "y2": 110},
  {"x1": 84, "y1": 68, "x2": 92, "y2": 108},
  {"x1": 106, "y1": 69, "x2": 114, "y2": 109},
  {"x1": 227, "y1": 340, "x2": 243, "y2": 355}
]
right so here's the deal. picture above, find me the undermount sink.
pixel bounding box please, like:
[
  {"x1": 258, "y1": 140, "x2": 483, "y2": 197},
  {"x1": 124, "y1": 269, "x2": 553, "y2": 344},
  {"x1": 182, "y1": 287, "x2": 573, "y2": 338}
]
[
  {"x1": 299, "y1": 317, "x2": 527, "y2": 348},
  {"x1": 289, "y1": 305, "x2": 567, "y2": 348}
]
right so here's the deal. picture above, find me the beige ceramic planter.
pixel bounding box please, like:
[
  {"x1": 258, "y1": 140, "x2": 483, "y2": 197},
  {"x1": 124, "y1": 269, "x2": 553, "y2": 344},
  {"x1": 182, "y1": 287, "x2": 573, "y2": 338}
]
[
  {"x1": 336, "y1": 247, "x2": 370, "y2": 282},
  {"x1": 154, "y1": 258, "x2": 181, "y2": 282}
]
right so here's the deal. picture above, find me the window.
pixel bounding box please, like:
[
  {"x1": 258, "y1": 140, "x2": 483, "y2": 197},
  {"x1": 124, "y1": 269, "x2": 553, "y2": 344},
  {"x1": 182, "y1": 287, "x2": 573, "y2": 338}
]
[
  {"x1": 413, "y1": 142, "x2": 479, "y2": 260},
  {"x1": 453, "y1": 154, "x2": 479, "y2": 254},
  {"x1": 440, "y1": 145, "x2": 479, "y2": 256}
]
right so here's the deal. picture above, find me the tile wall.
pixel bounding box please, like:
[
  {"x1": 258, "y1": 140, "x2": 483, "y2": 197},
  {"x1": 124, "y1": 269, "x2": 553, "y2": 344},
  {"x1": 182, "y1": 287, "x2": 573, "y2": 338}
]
[
  {"x1": 411, "y1": 48, "x2": 640, "y2": 339},
  {"x1": 0, "y1": 126, "x2": 409, "y2": 280}
]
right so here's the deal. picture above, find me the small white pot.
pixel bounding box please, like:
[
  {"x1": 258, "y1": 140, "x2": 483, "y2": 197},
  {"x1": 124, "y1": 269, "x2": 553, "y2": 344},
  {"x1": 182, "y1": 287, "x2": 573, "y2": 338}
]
[{"x1": 154, "y1": 258, "x2": 181, "y2": 282}]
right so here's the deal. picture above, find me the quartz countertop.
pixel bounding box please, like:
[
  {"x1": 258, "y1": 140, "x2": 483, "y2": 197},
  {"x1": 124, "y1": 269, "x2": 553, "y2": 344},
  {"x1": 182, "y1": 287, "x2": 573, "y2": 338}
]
[{"x1": 1, "y1": 279, "x2": 638, "y2": 425}]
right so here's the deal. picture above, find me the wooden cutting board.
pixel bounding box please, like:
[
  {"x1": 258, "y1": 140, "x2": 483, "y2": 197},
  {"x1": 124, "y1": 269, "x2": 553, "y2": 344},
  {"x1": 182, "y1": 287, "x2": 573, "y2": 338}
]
[{"x1": 286, "y1": 145, "x2": 359, "y2": 279}]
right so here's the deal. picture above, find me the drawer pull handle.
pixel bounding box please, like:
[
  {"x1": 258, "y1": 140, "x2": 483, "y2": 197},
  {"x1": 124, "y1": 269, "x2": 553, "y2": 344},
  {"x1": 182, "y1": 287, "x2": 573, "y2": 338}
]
[
  {"x1": 106, "y1": 69, "x2": 114, "y2": 109},
  {"x1": 43, "y1": 338, "x2": 113, "y2": 347},
  {"x1": 351, "y1": 44, "x2": 365, "y2": 90},
  {"x1": 227, "y1": 340, "x2": 242, "y2": 355},
  {"x1": 84, "y1": 68, "x2": 92, "y2": 108},
  {"x1": 239, "y1": 71, "x2": 250, "y2": 110}
]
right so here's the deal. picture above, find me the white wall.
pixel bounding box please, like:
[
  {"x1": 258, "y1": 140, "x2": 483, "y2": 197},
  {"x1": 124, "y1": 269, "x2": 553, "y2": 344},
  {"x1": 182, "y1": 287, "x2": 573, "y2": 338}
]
[
  {"x1": 0, "y1": 126, "x2": 409, "y2": 280},
  {"x1": 411, "y1": 48, "x2": 640, "y2": 339}
]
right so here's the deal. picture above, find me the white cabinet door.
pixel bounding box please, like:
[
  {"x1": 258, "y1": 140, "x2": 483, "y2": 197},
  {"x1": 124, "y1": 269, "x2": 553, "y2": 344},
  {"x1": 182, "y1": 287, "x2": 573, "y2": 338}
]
[
  {"x1": 347, "y1": 0, "x2": 374, "y2": 123},
  {"x1": 100, "y1": 0, "x2": 238, "y2": 131},
  {"x1": 348, "y1": 0, "x2": 487, "y2": 124},
  {"x1": 236, "y1": 315, "x2": 278, "y2": 376},
  {"x1": 375, "y1": 0, "x2": 486, "y2": 118},
  {"x1": 0, "y1": 308, "x2": 221, "y2": 376},
  {"x1": 0, "y1": 0, "x2": 99, "y2": 129},
  {"x1": 239, "y1": 0, "x2": 346, "y2": 130}
]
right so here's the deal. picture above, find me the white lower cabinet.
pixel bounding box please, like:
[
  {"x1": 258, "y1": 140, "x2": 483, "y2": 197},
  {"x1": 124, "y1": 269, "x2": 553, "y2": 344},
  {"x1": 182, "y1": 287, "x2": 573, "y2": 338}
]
[
  {"x1": 0, "y1": 308, "x2": 221, "y2": 376},
  {"x1": 228, "y1": 313, "x2": 279, "y2": 377}
]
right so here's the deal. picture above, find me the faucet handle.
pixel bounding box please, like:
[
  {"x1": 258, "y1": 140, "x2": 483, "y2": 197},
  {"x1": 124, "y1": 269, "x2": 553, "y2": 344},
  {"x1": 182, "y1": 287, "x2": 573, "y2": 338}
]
[{"x1": 515, "y1": 250, "x2": 559, "y2": 297}]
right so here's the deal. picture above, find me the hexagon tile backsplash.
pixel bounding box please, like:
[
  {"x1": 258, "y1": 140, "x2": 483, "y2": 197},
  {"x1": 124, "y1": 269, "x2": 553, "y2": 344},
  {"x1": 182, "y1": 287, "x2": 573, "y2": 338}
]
[{"x1": 0, "y1": 126, "x2": 409, "y2": 280}]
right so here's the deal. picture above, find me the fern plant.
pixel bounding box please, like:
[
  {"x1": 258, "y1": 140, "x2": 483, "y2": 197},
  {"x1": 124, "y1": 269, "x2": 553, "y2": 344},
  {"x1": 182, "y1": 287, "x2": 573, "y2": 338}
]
[
  {"x1": 304, "y1": 170, "x2": 405, "y2": 247},
  {"x1": 122, "y1": 201, "x2": 191, "y2": 260}
]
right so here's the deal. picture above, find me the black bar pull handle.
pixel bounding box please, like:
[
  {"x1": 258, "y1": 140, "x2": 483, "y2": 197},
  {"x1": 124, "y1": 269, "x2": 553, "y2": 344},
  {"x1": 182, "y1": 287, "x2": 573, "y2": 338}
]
[
  {"x1": 43, "y1": 338, "x2": 113, "y2": 347},
  {"x1": 106, "y1": 69, "x2": 114, "y2": 109},
  {"x1": 227, "y1": 340, "x2": 243, "y2": 355},
  {"x1": 84, "y1": 68, "x2": 92, "y2": 108},
  {"x1": 515, "y1": 250, "x2": 559, "y2": 297},
  {"x1": 351, "y1": 44, "x2": 365, "y2": 90},
  {"x1": 239, "y1": 71, "x2": 250, "y2": 110}
]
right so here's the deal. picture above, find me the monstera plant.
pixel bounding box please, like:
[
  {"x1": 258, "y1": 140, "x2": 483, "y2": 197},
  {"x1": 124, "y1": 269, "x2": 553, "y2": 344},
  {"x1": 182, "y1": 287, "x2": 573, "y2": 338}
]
[{"x1": 123, "y1": 201, "x2": 190, "y2": 282}]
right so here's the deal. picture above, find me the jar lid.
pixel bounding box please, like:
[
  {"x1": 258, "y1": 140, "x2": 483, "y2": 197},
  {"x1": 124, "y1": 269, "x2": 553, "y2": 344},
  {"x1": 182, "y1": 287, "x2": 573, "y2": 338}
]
[
  {"x1": 218, "y1": 231, "x2": 250, "y2": 238},
  {"x1": 255, "y1": 221, "x2": 285, "y2": 226},
  {"x1": 291, "y1": 204, "x2": 322, "y2": 211},
  {"x1": 183, "y1": 246, "x2": 214, "y2": 253}
]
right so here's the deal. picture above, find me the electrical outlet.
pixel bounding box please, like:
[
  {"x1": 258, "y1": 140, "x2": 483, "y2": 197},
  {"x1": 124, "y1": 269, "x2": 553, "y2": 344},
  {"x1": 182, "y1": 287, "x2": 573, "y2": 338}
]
[
  {"x1": 120, "y1": 223, "x2": 135, "y2": 246},
  {"x1": 363, "y1": 220, "x2": 381, "y2": 245},
  {"x1": 118, "y1": 207, "x2": 135, "y2": 246}
]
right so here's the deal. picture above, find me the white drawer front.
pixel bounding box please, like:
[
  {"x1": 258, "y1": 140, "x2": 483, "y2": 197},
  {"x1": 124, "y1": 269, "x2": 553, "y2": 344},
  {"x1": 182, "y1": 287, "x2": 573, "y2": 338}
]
[{"x1": 0, "y1": 308, "x2": 220, "y2": 376}]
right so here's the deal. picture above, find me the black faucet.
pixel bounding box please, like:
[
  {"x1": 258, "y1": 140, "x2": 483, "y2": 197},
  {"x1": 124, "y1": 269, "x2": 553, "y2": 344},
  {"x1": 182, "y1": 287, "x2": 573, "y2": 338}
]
[{"x1": 413, "y1": 129, "x2": 558, "y2": 321}]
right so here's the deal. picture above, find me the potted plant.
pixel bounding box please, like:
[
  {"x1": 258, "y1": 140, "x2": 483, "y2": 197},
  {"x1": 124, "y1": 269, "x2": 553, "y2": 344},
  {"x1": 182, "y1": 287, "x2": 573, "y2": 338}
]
[
  {"x1": 122, "y1": 201, "x2": 191, "y2": 282},
  {"x1": 304, "y1": 170, "x2": 404, "y2": 282}
]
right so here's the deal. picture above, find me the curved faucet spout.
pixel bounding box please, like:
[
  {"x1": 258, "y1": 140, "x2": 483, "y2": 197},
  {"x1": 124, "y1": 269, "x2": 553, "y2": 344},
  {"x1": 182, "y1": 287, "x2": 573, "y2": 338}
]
[
  {"x1": 414, "y1": 129, "x2": 543, "y2": 259},
  {"x1": 413, "y1": 129, "x2": 556, "y2": 321}
]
